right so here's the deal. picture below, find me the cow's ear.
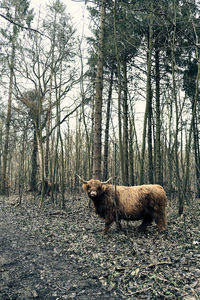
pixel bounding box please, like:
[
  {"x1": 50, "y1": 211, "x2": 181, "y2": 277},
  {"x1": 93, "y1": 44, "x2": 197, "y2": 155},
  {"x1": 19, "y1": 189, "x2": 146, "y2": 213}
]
[{"x1": 101, "y1": 184, "x2": 107, "y2": 193}]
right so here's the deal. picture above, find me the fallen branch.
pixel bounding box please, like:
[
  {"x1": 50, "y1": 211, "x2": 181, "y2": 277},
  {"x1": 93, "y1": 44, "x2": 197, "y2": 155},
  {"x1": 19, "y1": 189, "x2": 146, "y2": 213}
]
[
  {"x1": 115, "y1": 261, "x2": 172, "y2": 272},
  {"x1": 142, "y1": 261, "x2": 173, "y2": 269},
  {"x1": 120, "y1": 287, "x2": 151, "y2": 297}
]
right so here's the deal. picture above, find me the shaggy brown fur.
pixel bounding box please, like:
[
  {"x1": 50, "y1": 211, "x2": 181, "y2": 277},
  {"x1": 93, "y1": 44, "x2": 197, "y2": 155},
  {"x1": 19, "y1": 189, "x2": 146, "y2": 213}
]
[{"x1": 81, "y1": 179, "x2": 167, "y2": 234}]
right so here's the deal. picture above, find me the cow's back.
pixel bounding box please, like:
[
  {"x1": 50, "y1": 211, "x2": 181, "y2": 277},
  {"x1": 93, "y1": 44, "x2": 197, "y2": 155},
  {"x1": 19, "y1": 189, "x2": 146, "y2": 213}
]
[{"x1": 105, "y1": 184, "x2": 166, "y2": 216}]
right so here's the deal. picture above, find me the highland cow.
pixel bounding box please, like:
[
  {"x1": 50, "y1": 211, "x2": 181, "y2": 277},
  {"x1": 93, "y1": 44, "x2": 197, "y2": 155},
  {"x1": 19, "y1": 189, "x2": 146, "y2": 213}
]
[{"x1": 77, "y1": 175, "x2": 167, "y2": 234}]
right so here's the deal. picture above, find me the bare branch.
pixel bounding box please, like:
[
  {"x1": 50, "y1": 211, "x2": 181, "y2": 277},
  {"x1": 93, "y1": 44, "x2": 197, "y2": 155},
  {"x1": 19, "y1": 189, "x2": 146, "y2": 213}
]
[{"x1": 0, "y1": 13, "x2": 50, "y2": 39}]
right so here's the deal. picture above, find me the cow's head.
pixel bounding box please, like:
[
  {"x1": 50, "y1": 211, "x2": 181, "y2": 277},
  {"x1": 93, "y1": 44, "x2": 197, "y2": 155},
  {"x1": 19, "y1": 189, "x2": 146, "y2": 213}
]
[{"x1": 76, "y1": 175, "x2": 112, "y2": 199}]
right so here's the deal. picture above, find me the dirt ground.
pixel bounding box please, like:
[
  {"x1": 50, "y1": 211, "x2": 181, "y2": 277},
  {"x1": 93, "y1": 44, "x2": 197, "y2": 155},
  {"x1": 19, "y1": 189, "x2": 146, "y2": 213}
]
[{"x1": 0, "y1": 193, "x2": 199, "y2": 300}]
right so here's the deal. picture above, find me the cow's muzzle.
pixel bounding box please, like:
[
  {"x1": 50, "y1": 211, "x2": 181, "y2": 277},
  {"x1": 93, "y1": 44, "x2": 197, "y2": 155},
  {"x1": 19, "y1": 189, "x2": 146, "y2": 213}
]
[{"x1": 89, "y1": 190, "x2": 97, "y2": 197}]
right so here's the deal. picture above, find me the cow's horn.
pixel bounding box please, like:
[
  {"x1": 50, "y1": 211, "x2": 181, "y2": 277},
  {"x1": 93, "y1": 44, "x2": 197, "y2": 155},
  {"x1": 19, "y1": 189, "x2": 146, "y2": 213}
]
[
  {"x1": 76, "y1": 174, "x2": 88, "y2": 184},
  {"x1": 101, "y1": 177, "x2": 112, "y2": 184}
]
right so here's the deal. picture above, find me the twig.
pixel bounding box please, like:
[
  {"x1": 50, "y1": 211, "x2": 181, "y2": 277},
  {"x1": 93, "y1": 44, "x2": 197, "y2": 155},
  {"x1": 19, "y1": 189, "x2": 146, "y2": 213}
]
[
  {"x1": 120, "y1": 287, "x2": 151, "y2": 297},
  {"x1": 142, "y1": 261, "x2": 173, "y2": 269},
  {"x1": 115, "y1": 261, "x2": 172, "y2": 272}
]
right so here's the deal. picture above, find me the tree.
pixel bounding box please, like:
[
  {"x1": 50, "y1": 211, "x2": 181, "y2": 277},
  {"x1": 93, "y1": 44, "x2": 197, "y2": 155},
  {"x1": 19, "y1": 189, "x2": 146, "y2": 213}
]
[
  {"x1": 9, "y1": 0, "x2": 78, "y2": 201},
  {"x1": 1, "y1": 0, "x2": 33, "y2": 194}
]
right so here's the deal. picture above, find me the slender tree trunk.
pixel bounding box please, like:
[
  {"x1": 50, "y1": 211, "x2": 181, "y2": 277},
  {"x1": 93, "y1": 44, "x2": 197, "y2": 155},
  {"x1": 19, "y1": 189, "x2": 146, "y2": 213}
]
[
  {"x1": 167, "y1": 91, "x2": 173, "y2": 199},
  {"x1": 93, "y1": 0, "x2": 105, "y2": 179},
  {"x1": 59, "y1": 132, "x2": 65, "y2": 208},
  {"x1": 155, "y1": 46, "x2": 162, "y2": 185},
  {"x1": 129, "y1": 100, "x2": 141, "y2": 165},
  {"x1": 103, "y1": 68, "x2": 114, "y2": 181},
  {"x1": 0, "y1": 123, "x2": 3, "y2": 190},
  {"x1": 45, "y1": 10, "x2": 56, "y2": 180},
  {"x1": 18, "y1": 129, "x2": 27, "y2": 205},
  {"x1": 113, "y1": 0, "x2": 125, "y2": 183},
  {"x1": 90, "y1": 86, "x2": 95, "y2": 178},
  {"x1": 30, "y1": 128, "x2": 38, "y2": 191},
  {"x1": 75, "y1": 110, "x2": 81, "y2": 186},
  {"x1": 80, "y1": 44, "x2": 91, "y2": 179},
  {"x1": 36, "y1": 56, "x2": 45, "y2": 208},
  {"x1": 1, "y1": 26, "x2": 16, "y2": 195},
  {"x1": 122, "y1": 59, "x2": 129, "y2": 185},
  {"x1": 184, "y1": 58, "x2": 200, "y2": 201},
  {"x1": 140, "y1": 0, "x2": 153, "y2": 185},
  {"x1": 189, "y1": 14, "x2": 200, "y2": 198},
  {"x1": 148, "y1": 83, "x2": 153, "y2": 184},
  {"x1": 129, "y1": 118, "x2": 134, "y2": 186},
  {"x1": 171, "y1": 0, "x2": 183, "y2": 215},
  {"x1": 193, "y1": 115, "x2": 200, "y2": 197}
]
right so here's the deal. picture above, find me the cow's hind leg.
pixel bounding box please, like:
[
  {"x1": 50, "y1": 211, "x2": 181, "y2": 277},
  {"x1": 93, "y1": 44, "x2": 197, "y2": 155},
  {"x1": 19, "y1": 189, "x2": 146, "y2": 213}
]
[
  {"x1": 155, "y1": 209, "x2": 167, "y2": 233},
  {"x1": 138, "y1": 216, "x2": 153, "y2": 231},
  {"x1": 115, "y1": 220, "x2": 122, "y2": 231}
]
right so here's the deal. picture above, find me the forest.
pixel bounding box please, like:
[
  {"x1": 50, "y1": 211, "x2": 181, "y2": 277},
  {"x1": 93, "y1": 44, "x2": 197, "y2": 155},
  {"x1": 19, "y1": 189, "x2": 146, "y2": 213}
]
[
  {"x1": 0, "y1": 0, "x2": 200, "y2": 299},
  {"x1": 0, "y1": 0, "x2": 199, "y2": 211}
]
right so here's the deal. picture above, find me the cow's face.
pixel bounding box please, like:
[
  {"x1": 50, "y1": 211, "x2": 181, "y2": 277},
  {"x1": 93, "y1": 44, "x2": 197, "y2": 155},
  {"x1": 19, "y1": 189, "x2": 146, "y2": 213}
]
[{"x1": 83, "y1": 180, "x2": 103, "y2": 199}]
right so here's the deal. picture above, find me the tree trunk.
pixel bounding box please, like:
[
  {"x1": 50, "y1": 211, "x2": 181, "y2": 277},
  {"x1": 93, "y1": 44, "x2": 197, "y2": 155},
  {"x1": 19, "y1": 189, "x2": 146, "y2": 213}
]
[
  {"x1": 129, "y1": 118, "x2": 134, "y2": 186},
  {"x1": 193, "y1": 115, "x2": 200, "y2": 197},
  {"x1": 1, "y1": 25, "x2": 16, "y2": 195},
  {"x1": 30, "y1": 129, "x2": 38, "y2": 192},
  {"x1": 103, "y1": 68, "x2": 114, "y2": 181},
  {"x1": 155, "y1": 46, "x2": 162, "y2": 185},
  {"x1": 0, "y1": 123, "x2": 3, "y2": 189},
  {"x1": 171, "y1": 0, "x2": 183, "y2": 215},
  {"x1": 140, "y1": 0, "x2": 153, "y2": 185},
  {"x1": 184, "y1": 58, "x2": 200, "y2": 200},
  {"x1": 93, "y1": 0, "x2": 105, "y2": 179},
  {"x1": 113, "y1": 0, "x2": 125, "y2": 183},
  {"x1": 122, "y1": 59, "x2": 129, "y2": 185},
  {"x1": 147, "y1": 81, "x2": 153, "y2": 184},
  {"x1": 80, "y1": 43, "x2": 91, "y2": 180}
]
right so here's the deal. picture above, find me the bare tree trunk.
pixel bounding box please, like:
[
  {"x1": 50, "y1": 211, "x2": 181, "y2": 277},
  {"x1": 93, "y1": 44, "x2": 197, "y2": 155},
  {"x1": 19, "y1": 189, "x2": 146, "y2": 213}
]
[
  {"x1": 122, "y1": 59, "x2": 129, "y2": 185},
  {"x1": 155, "y1": 46, "x2": 162, "y2": 185},
  {"x1": 171, "y1": 0, "x2": 184, "y2": 215},
  {"x1": 129, "y1": 118, "x2": 134, "y2": 186},
  {"x1": 1, "y1": 26, "x2": 16, "y2": 195},
  {"x1": 185, "y1": 13, "x2": 200, "y2": 199},
  {"x1": 93, "y1": 0, "x2": 105, "y2": 179},
  {"x1": 184, "y1": 59, "x2": 200, "y2": 200},
  {"x1": 103, "y1": 68, "x2": 114, "y2": 181},
  {"x1": 113, "y1": 0, "x2": 125, "y2": 183},
  {"x1": 140, "y1": 0, "x2": 153, "y2": 185},
  {"x1": 148, "y1": 83, "x2": 153, "y2": 184},
  {"x1": 59, "y1": 132, "x2": 65, "y2": 208},
  {"x1": 29, "y1": 128, "x2": 38, "y2": 191},
  {"x1": 0, "y1": 123, "x2": 3, "y2": 189},
  {"x1": 80, "y1": 43, "x2": 92, "y2": 179},
  {"x1": 166, "y1": 90, "x2": 173, "y2": 200},
  {"x1": 193, "y1": 114, "x2": 200, "y2": 197},
  {"x1": 36, "y1": 58, "x2": 45, "y2": 208},
  {"x1": 18, "y1": 128, "x2": 27, "y2": 205},
  {"x1": 75, "y1": 110, "x2": 81, "y2": 187}
]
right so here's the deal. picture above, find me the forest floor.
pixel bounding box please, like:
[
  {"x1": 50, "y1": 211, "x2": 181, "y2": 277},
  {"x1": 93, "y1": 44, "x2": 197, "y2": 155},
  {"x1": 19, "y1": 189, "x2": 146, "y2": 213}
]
[{"x1": 0, "y1": 192, "x2": 199, "y2": 300}]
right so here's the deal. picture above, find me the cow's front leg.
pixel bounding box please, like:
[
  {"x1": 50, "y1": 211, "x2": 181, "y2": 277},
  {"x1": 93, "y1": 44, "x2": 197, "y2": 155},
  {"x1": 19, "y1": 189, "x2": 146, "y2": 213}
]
[{"x1": 104, "y1": 219, "x2": 113, "y2": 234}]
